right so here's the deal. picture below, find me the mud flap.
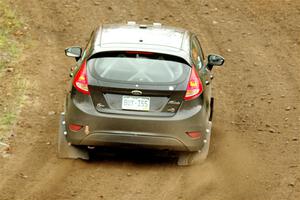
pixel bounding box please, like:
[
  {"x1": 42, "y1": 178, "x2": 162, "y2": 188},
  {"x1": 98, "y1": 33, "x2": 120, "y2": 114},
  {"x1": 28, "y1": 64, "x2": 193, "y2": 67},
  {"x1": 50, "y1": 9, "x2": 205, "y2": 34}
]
[
  {"x1": 177, "y1": 121, "x2": 212, "y2": 166},
  {"x1": 198, "y1": 121, "x2": 212, "y2": 161},
  {"x1": 58, "y1": 113, "x2": 89, "y2": 160},
  {"x1": 209, "y1": 97, "x2": 214, "y2": 121}
]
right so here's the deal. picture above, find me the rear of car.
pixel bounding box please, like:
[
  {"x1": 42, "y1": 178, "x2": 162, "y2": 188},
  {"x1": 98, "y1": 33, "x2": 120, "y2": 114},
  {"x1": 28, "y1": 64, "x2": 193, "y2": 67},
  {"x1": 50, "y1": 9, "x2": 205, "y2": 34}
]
[
  {"x1": 59, "y1": 23, "x2": 221, "y2": 166},
  {"x1": 65, "y1": 50, "x2": 208, "y2": 151}
]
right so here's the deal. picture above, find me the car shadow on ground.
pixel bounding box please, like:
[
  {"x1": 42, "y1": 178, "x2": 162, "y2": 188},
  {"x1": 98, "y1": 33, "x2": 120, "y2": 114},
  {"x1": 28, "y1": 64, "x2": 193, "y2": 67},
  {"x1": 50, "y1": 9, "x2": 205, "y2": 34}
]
[{"x1": 86, "y1": 146, "x2": 179, "y2": 166}]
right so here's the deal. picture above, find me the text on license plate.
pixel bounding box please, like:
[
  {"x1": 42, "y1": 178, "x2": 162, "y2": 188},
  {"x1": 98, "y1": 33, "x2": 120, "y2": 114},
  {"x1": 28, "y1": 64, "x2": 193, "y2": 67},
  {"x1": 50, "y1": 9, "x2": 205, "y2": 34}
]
[{"x1": 122, "y1": 96, "x2": 150, "y2": 111}]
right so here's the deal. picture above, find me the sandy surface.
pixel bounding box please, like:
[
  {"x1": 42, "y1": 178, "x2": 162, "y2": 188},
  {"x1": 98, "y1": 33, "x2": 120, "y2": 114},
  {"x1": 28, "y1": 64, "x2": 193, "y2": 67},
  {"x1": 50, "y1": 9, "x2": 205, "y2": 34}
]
[{"x1": 0, "y1": 0, "x2": 299, "y2": 199}]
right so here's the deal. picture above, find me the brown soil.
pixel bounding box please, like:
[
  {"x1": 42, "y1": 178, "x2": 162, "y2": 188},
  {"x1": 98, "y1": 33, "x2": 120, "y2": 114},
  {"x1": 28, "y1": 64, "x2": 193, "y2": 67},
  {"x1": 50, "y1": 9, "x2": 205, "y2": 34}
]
[{"x1": 0, "y1": 0, "x2": 299, "y2": 199}]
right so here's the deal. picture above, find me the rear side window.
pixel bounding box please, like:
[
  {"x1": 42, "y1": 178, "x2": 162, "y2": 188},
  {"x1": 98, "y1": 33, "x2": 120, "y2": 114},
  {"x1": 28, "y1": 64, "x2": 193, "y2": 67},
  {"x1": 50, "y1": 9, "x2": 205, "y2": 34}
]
[
  {"x1": 191, "y1": 37, "x2": 204, "y2": 70},
  {"x1": 87, "y1": 52, "x2": 190, "y2": 84}
]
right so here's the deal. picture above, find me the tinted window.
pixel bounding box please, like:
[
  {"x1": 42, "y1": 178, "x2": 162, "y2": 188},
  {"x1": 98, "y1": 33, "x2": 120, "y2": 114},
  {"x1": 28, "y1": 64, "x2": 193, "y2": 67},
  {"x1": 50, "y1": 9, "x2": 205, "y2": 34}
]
[
  {"x1": 81, "y1": 31, "x2": 94, "y2": 60},
  {"x1": 88, "y1": 52, "x2": 190, "y2": 84},
  {"x1": 191, "y1": 37, "x2": 204, "y2": 69}
]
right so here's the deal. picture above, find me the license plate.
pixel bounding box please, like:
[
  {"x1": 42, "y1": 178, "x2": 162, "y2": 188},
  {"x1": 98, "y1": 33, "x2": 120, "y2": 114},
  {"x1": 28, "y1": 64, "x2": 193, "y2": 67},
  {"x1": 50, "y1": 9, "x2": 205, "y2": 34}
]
[{"x1": 122, "y1": 96, "x2": 150, "y2": 111}]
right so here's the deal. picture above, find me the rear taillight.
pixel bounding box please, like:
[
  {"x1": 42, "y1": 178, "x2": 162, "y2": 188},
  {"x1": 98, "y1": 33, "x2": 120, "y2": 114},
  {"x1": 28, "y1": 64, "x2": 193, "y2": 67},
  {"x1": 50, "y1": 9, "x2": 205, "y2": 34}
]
[
  {"x1": 184, "y1": 66, "x2": 203, "y2": 101},
  {"x1": 73, "y1": 60, "x2": 90, "y2": 95}
]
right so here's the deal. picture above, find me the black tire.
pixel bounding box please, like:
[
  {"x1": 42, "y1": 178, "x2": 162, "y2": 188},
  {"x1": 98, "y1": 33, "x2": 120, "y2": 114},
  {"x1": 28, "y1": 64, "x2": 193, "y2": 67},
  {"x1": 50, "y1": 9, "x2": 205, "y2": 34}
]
[{"x1": 177, "y1": 144, "x2": 209, "y2": 166}]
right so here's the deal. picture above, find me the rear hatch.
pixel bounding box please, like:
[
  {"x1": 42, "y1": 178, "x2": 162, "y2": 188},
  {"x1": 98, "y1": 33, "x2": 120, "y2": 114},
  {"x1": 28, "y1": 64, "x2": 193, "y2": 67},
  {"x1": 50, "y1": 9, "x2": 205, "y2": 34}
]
[{"x1": 87, "y1": 51, "x2": 191, "y2": 116}]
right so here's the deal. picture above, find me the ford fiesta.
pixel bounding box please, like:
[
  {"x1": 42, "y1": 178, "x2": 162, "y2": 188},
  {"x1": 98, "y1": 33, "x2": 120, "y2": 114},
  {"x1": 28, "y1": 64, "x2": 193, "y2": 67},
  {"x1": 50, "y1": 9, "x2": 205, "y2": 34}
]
[{"x1": 58, "y1": 22, "x2": 224, "y2": 166}]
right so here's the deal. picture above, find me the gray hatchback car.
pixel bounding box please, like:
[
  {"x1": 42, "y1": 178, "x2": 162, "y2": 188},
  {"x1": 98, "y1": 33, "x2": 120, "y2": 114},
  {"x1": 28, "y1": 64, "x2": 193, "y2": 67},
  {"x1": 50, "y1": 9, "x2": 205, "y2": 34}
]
[{"x1": 58, "y1": 22, "x2": 224, "y2": 166}]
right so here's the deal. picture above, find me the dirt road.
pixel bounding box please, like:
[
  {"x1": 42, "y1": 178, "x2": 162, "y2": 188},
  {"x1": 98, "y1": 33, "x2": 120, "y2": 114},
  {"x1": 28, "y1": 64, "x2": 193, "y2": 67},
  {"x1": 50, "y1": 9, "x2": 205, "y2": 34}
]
[{"x1": 0, "y1": 0, "x2": 299, "y2": 199}]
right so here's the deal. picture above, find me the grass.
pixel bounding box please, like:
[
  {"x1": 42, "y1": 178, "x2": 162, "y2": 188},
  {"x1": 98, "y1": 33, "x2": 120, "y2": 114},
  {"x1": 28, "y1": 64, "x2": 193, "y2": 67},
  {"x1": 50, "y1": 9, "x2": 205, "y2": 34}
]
[
  {"x1": 1, "y1": 113, "x2": 16, "y2": 127},
  {"x1": 0, "y1": 74, "x2": 28, "y2": 124},
  {"x1": 0, "y1": 0, "x2": 26, "y2": 142},
  {"x1": 0, "y1": 76, "x2": 29, "y2": 142},
  {"x1": 0, "y1": 0, "x2": 22, "y2": 70}
]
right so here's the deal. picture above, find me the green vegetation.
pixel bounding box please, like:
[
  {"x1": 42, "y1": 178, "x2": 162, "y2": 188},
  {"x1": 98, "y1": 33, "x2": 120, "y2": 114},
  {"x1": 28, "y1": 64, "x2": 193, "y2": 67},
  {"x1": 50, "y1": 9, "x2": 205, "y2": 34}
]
[
  {"x1": 0, "y1": 0, "x2": 22, "y2": 70},
  {"x1": 0, "y1": 1, "x2": 26, "y2": 141}
]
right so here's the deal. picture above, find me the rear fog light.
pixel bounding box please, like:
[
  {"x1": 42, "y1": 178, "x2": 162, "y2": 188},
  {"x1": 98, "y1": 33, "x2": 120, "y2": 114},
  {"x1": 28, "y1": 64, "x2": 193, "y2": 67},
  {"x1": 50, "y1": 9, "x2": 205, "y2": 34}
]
[
  {"x1": 69, "y1": 124, "x2": 83, "y2": 132},
  {"x1": 186, "y1": 131, "x2": 202, "y2": 139}
]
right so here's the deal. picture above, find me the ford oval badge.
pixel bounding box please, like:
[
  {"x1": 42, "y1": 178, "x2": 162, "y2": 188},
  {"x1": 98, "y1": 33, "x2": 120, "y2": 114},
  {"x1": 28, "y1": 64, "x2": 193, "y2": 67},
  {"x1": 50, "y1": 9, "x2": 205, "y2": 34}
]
[{"x1": 131, "y1": 90, "x2": 143, "y2": 96}]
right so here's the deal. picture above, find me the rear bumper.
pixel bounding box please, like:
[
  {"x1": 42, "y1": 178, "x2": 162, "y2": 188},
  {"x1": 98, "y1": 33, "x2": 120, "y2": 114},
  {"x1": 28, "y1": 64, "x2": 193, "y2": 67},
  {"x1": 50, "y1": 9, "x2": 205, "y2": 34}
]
[
  {"x1": 80, "y1": 131, "x2": 187, "y2": 151},
  {"x1": 64, "y1": 94, "x2": 211, "y2": 151}
]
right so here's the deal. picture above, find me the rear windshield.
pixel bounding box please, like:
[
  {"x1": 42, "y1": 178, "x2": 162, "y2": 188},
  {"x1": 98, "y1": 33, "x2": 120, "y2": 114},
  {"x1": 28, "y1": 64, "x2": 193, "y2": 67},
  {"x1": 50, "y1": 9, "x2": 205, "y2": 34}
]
[{"x1": 87, "y1": 51, "x2": 190, "y2": 84}]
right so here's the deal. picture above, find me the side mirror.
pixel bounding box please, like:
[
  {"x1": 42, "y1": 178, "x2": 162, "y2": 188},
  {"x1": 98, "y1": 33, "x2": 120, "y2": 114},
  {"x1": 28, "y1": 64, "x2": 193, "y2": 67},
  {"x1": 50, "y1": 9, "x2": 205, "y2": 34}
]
[
  {"x1": 207, "y1": 54, "x2": 225, "y2": 70},
  {"x1": 65, "y1": 47, "x2": 82, "y2": 60}
]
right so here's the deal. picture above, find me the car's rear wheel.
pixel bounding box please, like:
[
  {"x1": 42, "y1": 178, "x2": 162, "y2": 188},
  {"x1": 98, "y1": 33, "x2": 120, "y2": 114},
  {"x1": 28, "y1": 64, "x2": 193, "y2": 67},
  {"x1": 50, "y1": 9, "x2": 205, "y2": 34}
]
[{"x1": 177, "y1": 144, "x2": 209, "y2": 166}]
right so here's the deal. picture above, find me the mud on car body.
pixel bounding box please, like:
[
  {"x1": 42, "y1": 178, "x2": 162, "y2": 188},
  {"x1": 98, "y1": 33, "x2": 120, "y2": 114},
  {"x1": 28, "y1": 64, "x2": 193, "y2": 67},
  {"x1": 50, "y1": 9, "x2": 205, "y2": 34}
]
[{"x1": 58, "y1": 22, "x2": 224, "y2": 166}]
